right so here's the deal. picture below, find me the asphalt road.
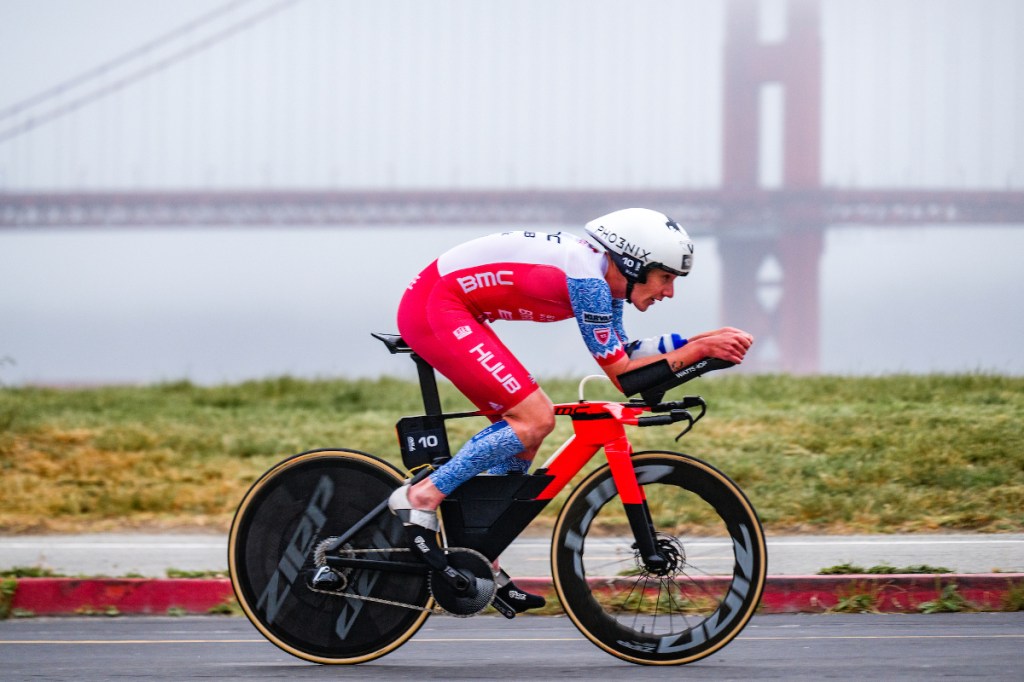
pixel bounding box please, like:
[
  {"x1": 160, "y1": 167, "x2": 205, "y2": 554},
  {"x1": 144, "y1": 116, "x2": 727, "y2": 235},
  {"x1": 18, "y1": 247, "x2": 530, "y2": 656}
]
[
  {"x1": 1, "y1": 613, "x2": 1021, "y2": 681},
  {"x1": 2, "y1": 532, "x2": 1022, "y2": 577}
]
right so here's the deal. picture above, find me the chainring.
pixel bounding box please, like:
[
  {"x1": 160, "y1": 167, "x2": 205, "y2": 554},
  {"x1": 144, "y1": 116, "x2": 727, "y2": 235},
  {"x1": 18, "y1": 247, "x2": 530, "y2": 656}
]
[{"x1": 428, "y1": 548, "x2": 496, "y2": 617}]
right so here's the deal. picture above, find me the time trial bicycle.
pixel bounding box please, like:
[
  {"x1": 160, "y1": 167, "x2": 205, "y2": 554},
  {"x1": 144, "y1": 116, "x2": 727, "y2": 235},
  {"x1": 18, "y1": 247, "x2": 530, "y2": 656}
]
[{"x1": 228, "y1": 332, "x2": 767, "y2": 666}]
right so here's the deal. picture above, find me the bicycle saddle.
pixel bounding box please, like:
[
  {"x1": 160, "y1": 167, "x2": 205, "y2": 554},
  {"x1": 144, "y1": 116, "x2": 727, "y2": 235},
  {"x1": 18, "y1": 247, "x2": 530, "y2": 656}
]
[{"x1": 372, "y1": 332, "x2": 414, "y2": 354}]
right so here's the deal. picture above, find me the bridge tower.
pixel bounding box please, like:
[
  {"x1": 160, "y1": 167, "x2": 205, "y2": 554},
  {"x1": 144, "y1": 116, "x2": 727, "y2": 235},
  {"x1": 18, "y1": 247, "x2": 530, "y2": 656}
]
[{"x1": 720, "y1": 0, "x2": 822, "y2": 373}]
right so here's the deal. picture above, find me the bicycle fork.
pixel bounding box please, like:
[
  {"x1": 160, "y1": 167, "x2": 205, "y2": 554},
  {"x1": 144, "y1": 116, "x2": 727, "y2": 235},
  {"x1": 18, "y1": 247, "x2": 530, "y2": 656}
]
[
  {"x1": 603, "y1": 433, "x2": 669, "y2": 573},
  {"x1": 545, "y1": 414, "x2": 667, "y2": 574}
]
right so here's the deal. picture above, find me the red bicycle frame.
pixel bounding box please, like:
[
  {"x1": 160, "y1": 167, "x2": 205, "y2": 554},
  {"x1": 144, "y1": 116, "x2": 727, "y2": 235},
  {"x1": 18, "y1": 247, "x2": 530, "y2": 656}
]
[
  {"x1": 432, "y1": 395, "x2": 684, "y2": 572},
  {"x1": 375, "y1": 332, "x2": 695, "y2": 569},
  {"x1": 537, "y1": 400, "x2": 649, "y2": 504}
]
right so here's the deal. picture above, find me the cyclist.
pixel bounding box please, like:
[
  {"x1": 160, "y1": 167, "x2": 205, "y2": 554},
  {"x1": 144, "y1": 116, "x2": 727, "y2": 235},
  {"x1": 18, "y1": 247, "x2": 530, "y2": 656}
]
[{"x1": 388, "y1": 207, "x2": 753, "y2": 611}]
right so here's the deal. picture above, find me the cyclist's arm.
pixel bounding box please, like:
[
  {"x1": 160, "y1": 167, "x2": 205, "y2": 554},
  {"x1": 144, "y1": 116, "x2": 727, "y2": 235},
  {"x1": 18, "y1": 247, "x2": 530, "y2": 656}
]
[
  {"x1": 567, "y1": 277, "x2": 630, "y2": 366},
  {"x1": 567, "y1": 276, "x2": 754, "y2": 391},
  {"x1": 602, "y1": 328, "x2": 754, "y2": 393}
]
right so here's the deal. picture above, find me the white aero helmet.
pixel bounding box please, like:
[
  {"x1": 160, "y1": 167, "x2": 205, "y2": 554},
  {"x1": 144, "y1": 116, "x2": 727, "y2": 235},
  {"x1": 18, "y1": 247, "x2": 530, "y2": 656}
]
[{"x1": 584, "y1": 208, "x2": 695, "y2": 287}]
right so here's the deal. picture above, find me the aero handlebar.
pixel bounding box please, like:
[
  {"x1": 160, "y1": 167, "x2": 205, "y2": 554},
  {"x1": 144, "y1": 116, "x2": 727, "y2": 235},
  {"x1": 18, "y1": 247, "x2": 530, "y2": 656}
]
[{"x1": 618, "y1": 357, "x2": 735, "y2": 405}]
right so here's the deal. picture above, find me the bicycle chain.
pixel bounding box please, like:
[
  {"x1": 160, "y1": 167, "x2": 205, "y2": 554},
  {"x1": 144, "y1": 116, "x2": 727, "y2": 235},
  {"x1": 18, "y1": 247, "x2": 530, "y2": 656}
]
[{"x1": 309, "y1": 541, "x2": 492, "y2": 616}]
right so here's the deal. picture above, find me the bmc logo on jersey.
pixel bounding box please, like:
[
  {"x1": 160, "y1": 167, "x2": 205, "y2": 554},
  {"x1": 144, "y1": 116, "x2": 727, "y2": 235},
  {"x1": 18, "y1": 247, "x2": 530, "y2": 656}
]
[
  {"x1": 593, "y1": 328, "x2": 612, "y2": 345},
  {"x1": 457, "y1": 270, "x2": 513, "y2": 294}
]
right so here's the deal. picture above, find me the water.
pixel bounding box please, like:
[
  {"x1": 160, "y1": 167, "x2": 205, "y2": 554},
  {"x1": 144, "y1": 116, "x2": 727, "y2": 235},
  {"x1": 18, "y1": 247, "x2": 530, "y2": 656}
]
[{"x1": 1, "y1": 224, "x2": 1022, "y2": 386}]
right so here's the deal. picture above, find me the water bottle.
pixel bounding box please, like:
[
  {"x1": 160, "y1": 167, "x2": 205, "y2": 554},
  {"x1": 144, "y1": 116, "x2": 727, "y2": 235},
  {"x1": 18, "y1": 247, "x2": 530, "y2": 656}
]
[{"x1": 625, "y1": 333, "x2": 688, "y2": 359}]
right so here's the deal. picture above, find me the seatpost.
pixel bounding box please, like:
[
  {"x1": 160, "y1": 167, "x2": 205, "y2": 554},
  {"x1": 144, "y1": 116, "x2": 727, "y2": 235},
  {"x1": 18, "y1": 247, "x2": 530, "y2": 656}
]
[{"x1": 411, "y1": 353, "x2": 443, "y2": 416}]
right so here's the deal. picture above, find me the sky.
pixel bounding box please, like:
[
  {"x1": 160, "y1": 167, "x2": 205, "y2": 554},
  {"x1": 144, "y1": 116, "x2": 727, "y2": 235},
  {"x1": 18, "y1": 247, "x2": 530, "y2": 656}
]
[
  {"x1": 0, "y1": 0, "x2": 1022, "y2": 384},
  {"x1": 2, "y1": 0, "x2": 1021, "y2": 189}
]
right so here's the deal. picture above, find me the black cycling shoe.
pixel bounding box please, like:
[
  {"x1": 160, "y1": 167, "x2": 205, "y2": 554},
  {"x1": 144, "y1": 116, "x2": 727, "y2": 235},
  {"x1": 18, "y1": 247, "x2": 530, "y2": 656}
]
[
  {"x1": 388, "y1": 484, "x2": 450, "y2": 573},
  {"x1": 496, "y1": 579, "x2": 546, "y2": 613}
]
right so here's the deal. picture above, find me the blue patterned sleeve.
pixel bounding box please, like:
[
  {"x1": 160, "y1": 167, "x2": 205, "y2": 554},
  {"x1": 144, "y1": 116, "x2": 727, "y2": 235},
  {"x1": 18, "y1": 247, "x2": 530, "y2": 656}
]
[
  {"x1": 566, "y1": 277, "x2": 627, "y2": 365},
  {"x1": 612, "y1": 298, "x2": 628, "y2": 346}
]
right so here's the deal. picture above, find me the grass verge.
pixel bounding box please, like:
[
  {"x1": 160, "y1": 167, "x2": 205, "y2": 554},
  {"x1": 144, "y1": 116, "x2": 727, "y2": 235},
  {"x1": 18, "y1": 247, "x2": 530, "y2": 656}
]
[{"x1": 1, "y1": 373, "x2": 1021, "y2": 534}]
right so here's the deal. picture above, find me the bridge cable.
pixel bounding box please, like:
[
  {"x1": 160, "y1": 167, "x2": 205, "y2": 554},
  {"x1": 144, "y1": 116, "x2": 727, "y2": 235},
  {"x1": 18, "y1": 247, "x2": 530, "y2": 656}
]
[
  {"x1": 0, "y1": 0, "x2": 257, "y2": 123},
  {"x1": 0, "y1": 0, "x2": 305, "y2": 145}
]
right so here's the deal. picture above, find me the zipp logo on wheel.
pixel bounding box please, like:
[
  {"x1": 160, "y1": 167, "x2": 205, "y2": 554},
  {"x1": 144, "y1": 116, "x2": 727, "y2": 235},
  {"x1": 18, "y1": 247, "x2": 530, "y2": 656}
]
[
  {"x1": 333, "y1": 525, "x2": 401, "y2": 639},
  {"x1": 256, "y1": 475, "x2": 334, "y2": 625}
]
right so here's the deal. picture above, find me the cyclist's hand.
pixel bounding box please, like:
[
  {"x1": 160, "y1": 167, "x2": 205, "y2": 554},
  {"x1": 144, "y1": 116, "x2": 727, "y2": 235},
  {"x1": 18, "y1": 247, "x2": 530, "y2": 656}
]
[
  {"x1": 693, "y1": 328, "x2": 754, "y2": 364},
  {"x1": 687, "y1": 327, "x2": 748, "y2": 343}
]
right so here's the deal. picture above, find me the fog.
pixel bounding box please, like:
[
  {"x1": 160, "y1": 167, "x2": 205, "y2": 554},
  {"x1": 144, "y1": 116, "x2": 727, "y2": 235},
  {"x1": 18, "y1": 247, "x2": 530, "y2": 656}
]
[{"x1": 1, "y1": 0, "x2": 1022, "y2": 385}]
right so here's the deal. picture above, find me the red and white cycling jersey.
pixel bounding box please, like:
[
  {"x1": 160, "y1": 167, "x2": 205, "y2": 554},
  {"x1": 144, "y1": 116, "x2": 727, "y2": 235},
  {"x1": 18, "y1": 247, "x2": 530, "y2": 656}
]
[{"x1": 397, "y1": 231, "x2": 628, "y2": 413}]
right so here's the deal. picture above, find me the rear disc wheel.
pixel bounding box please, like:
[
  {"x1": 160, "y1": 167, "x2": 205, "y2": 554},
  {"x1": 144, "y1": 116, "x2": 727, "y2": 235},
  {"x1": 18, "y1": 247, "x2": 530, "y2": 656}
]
[{"x1": 228, "y1": 449, "x2": 432, "y2": 664}]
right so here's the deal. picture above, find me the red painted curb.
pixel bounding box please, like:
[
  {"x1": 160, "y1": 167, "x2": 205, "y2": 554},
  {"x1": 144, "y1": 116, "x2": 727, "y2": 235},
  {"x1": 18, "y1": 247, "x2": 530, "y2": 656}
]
[
  {"x1": 10, "y1": 578, "x2": 234, "y2": 616},
  {"x1": 755, "y1": 573, "x2": 1023, "y2": 613},
  {"x1": 8, "y1": 574, "x2": 1023, "y2": 616}
]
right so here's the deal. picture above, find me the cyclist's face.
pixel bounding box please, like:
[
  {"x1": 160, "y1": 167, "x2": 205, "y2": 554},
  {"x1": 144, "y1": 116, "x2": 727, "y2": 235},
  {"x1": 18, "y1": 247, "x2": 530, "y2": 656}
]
[{"x1": 631, "y1": 269, "x2": 676, "y2": 311}]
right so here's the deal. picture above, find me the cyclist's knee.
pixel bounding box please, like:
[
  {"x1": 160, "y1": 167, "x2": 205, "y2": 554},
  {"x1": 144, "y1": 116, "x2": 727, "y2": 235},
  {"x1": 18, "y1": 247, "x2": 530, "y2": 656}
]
[
  {"x1": 504, "y1": 391, "x2": 555, "y2": 452},
  {"x1": 516, "y1": 416, "x2": 555, "y2": 452},
  {"x1": 533, "y1": 409, "x2": 557, "y2": 442}
]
